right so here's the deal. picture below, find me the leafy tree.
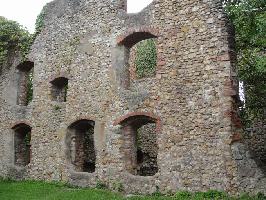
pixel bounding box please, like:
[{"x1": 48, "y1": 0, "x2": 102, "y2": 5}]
[{"x1": 225, "y1": 0, "x2": 266, "y2": 125}]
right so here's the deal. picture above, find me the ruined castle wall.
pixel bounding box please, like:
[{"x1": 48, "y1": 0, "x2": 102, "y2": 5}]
[{"x1": 0, "y1": 0, "x2": 265, "y2": 195}]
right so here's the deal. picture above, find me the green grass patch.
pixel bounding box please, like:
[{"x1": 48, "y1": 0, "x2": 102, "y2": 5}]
[
  {"x1": 0, "y1": 179, "x2": 265, "y2": 200},
  {"x1": 0, "y1": 179, "x2": 122, "y2": 200}
]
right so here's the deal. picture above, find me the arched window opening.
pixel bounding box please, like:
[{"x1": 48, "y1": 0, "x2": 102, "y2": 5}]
[
  {"x1": 17, "y1": 61, "x2": 34, "y2": 106},
  {"x1": 50, "y1": 77, "x2": 68, "y2": 102},
  {"x1": 67, "y1": 120, "x2": 96, "y2": 173},
  {"x1": 116, "y1": 31, "x2": 157, "y2": 89},
  {"x1": 12, "y1": 123, "x2": 32, "y2": 167},
  {"x1": 119, "y1": 114, "x2": 159, "y2": 176}
]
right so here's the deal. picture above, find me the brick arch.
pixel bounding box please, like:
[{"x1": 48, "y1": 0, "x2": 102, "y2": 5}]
[
  {"x1": 66, "y1": 116, "x2": 97, "y2": 128},
  {"x1": 113, "y1": 112, "x2": 161, "y2": 132},
  {"x1": 68, "y1": 119, "x2": 95, "y2": 129},
  {"x1": 11, "y1": 121, "x2": 32, "y2": 130},
  {"x1": 117, "y1": 27, "x2": 159, "y2": 48},
  {"x1": 48, "y1": 72, "x2": 71, "y2": 83}
]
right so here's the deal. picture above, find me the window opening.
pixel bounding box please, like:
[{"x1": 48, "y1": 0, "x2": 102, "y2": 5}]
[
  {"x1": 67, "y1": 120, "x2": 96, "y2": 173},
  {"x1": 50, "y1": 77, "x2": 68, "y2": 102},
  {"x1": 17, "y1": 61, "x2": 34, "y2": 106},
  {"x1": 13, "y1": 124, "x2": 32, "y2": 166},
  {"x1": 116, "y1": 32, "x2": 157, "y2": 89},
  {"x1": 120, "y1": 115, "x2": 158, "y2": 176}
]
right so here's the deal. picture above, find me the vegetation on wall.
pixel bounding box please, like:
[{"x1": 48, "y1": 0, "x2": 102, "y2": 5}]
[
  {"x1": 0, "y1": 3, "x2": 46, "y2": 67},
  {"x1": 224, "y1": 0, "x2": 266, "y2": 126},
  {"x1": 34, "y1": 5, "x2": 46, "y2": 37},
  {"x1": 135, "y1": 39, "x2": 157, "y2": 79},
  {"x1": 0, "y1": 4, "x2": 47, "y2": 104},
  {"x1": 0, "y1": 17, "x2": 32, "y2": 67}
]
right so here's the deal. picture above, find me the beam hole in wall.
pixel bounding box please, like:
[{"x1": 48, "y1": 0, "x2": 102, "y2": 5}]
[
  {"x1": 12, "y1": 123, "x2": 32, "y2": 167},
  {"x1": 66, "y1": 120, "x2": 96, "y2": 173},
  {"x1": 16, "y1": 61, "x2": 34, "y2": 106},
  {"x1": 116, "y1": 32, "x2": 157, "y2": 89},
  {"x1": 119, "y1": 115, "x2": 158, "y2": 176},
  {"x1": 50, "y1": 77, "x2": 68, "y2": 102}
]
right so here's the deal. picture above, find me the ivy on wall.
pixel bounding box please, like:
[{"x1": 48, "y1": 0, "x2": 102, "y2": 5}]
[
  {"x1": 0, "y1": 16, "x2": 32, "y2": 67},
  {"x1": 34, "y1": 5, "x2": 46, "y2": 38},
  {"x1": 0, "y1": 3, "x2": 47, "y2": 67},
  {"x1": 0, "y1": 4, "x2": 47, "y2": 104},
  {"x1": 135, "y1": 39, "x2": 157, "y2": 79}
]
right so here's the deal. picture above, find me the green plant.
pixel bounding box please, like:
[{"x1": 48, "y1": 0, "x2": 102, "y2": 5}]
[
  {"x1": 175, "y1": 191, "x2": 192, "y2": 199},
  {"x1": 224, "y1": 0, "x2": 266, "y2": 125},
  {"x1": 194, "y1": 190, "x2": 228, "y2": 200},
  {"x1": 69, "y1": 36, "x2": 80, "y2": 46},
  {"x1": 96, "y1": 180, "x2": 107, "y2": 190},
  {"x1": 54, "y1": 105, "x2": 61, "y2": 111},
  {"x1": 112, "y1": 181, "x2": 124, "y2": 192},
  {"x1": 0, "y1": 16, "x2": 32, "y2": 67},
  {"x1": 34, "y1": 5, "x2": 47, "y2": 36},
  {"x1": 152, "y1": 185, "x2": 162, "y2": 197},
  {"x1": 135, "y1": 38, "x2": 157, "y2": 79},
  {"x1": 24, "y1": 132, "x2": 31, "y2": 146}
]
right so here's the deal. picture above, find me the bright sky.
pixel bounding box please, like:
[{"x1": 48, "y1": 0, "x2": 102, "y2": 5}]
[{"x1": 0, "y1": 0, "x2": 153, "y2": 33}]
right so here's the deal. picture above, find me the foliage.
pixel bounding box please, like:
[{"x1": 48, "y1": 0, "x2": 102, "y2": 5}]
[
  {"x1": 0, "y1": 3, "x2": 47, "y2": 69},
  {"x1": 152, "y1": 186, "x2": 162, "y2": 197},
  {"x1": 34, "y1": 7, "x2": 46, "y2": 36},
  {"x1": 112, "y1": 181, "x2": 124, "y2": 192},
  {"x1": 0, "y1": 16, "x2": 32, "y2": 67},
  {"x1": 24, "y1": 132, "x2": 31, "y2": 146},
  {"x1": 95, "y1": 180, "x2": 108, "y2": 190},
  {"x1": 175, "y1": 191, "x2": 192, "y2": 199},
  {"x1": 224, "y1": 0, "x2": 266, "y2": 125},
  {"x1": 54, "y1": 105, "x2": 61, "y2": 111},
  {"x1": 135, "y1": 39, "x2": 157, "y2": 79}
]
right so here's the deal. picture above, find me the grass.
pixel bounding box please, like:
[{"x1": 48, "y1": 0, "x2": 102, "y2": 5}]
[
  {"x1": 0, "y1": 179, "x2": 265, "y2": 200},
  {"x1": 0, "y1": 179, "x2": 122, "y2": 200}
]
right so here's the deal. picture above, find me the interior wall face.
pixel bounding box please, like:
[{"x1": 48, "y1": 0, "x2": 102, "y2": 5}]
[{"x1": 0, "y1": 0, "x2": 265, "y2": 195}]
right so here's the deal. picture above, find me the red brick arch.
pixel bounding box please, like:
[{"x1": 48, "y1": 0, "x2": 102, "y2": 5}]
[
  {"x1": 117, "y1": 27, "x2": 159, "y2": 48},
  {"x1": 11, "y1": 121, "x2": 32, "y2": 130},
  {"x1": 48, "y1": 72, "x2": 71, "y2": 83},
  {"x1": 113, "y1": 111, "x2": 161, "y2": 132}
]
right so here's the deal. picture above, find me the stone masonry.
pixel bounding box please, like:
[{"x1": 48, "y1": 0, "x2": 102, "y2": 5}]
[{"x1": 0, "y1": 0, "x2": 265, "y2": 195}]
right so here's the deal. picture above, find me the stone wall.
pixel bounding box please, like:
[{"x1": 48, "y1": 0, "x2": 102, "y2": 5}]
[
  {"x1": 244, "y1": 123, "x2": 266, "y2": 174},
  {"x1": 137, "y1": 123, "x2": 158, "y2": 176},
  {"x1": 0, "y1": 0, "x2": 265, "y2": 195}
]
